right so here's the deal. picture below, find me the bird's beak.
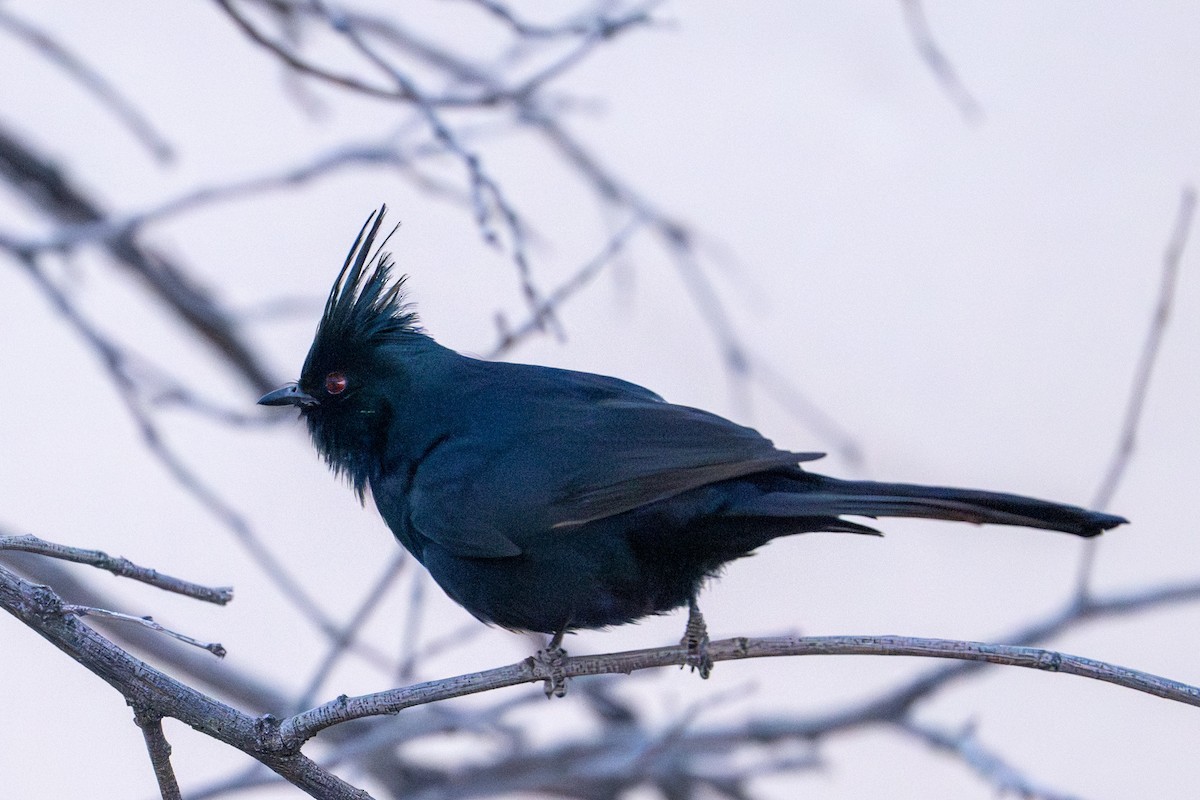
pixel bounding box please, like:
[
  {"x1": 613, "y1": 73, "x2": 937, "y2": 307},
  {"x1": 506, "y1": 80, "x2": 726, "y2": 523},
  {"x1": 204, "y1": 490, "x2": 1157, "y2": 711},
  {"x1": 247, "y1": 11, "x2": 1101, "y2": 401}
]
[{"x1": 258, "y1": 382, "x2": 318, "y2": 408}]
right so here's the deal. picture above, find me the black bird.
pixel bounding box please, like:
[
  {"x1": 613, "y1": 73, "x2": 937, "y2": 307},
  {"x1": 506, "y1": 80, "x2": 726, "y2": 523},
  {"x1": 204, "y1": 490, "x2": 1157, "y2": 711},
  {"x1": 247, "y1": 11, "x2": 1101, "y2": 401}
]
[{"x1": 260, "y1": 208, "x2": 1126, "y2": 665}]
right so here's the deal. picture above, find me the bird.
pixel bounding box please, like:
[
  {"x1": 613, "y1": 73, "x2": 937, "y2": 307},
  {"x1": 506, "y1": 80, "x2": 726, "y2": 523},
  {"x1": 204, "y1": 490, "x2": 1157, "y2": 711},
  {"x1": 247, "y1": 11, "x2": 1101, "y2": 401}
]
[{"x1": 260, "y1": 207, "x2": 1127, "y2": 676}]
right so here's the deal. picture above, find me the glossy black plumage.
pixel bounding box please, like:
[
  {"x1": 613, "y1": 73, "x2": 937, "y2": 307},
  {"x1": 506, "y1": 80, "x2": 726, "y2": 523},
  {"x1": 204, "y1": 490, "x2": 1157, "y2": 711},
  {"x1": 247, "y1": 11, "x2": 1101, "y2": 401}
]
[{"x1": 260, "y1": 209, "x2": 1127, "y2": 637}]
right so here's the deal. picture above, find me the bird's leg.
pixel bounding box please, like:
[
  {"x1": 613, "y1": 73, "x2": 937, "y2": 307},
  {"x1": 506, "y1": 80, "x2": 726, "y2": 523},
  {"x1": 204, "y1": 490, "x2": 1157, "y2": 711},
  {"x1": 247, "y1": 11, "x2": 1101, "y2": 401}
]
[
  {"x1": 681, "y1": 597, "x2": 713, "y2": 679},
  {"x1": 533, "y1": 627, "x2": 569, "y2": 698}
]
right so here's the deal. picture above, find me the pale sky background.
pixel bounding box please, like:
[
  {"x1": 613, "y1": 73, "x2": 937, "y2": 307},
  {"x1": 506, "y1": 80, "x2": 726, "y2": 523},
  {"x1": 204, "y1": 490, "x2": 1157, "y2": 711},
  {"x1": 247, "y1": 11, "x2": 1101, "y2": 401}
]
[{"x1": 2, "y1": 2, "x2": 1200, "y2": 798}]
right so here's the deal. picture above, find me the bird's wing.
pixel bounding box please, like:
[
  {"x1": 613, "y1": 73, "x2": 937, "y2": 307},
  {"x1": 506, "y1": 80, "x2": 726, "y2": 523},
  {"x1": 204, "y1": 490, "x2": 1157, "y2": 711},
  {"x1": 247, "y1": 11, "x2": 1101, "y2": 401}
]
[
  {"x1": 546, "y1": 399, "x2": 823, "y2": 527},
  {"x1": 401, "y1": 441, "x2": 527, "y2": 559},
  {"x1": 402, "y1": 365, "x2": 822, "y2": 558}
]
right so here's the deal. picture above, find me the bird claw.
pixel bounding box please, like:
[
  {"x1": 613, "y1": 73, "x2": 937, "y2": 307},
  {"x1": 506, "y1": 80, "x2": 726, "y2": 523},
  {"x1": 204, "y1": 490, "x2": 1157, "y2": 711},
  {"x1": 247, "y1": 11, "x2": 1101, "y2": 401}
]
[
  {"x1": 533, "y1": 646, "x2": 569, "y2": 698},
  {"x1": 683, "y1": 635, "x2": 713, "y2": 679},
  {"x1": 681, "y1": 600, "x2": 713, "y2": 679}
]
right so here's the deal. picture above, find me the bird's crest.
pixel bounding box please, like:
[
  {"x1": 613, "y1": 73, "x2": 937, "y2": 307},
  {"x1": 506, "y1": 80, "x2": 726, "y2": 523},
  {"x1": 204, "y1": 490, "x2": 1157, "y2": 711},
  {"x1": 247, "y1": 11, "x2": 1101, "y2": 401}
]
[{"x1": 304, "y1": 206, "x2": 419, "y2": 374}]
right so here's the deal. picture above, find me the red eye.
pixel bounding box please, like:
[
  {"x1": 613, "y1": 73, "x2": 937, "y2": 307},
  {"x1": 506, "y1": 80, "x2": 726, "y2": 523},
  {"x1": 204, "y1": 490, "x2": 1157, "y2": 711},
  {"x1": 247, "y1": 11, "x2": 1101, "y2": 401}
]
[{"x1": 325, "y1": 371, "x2": 348, "y2": 395}]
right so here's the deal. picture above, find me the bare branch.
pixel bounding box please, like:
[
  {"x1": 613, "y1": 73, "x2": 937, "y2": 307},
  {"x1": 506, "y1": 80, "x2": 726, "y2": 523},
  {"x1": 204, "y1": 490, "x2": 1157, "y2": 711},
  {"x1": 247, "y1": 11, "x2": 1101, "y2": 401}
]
[
  {"x1": 213, "y1": 0, "x2": 420, "y2": 103},
  {"x1": 5, "y1": 139, "x2": 443, "y2": 254},
  {"x1": 782, "y1": 578, "x2": 1200, "y2": 743},
  {"x1": 0, "y1": 563, "x2": 373, "y2": 799},
  {"x1": 315, "y1": 1, "x2": 549, "y2": 321},
  {"x1": 0, "y1": 6, "x2": 174, "y2": 162},
  {"x1": 284, "y1": 634, "x2": 1200, "y2": 744},
  {"x1": 0, "y1": 551, "x2": 291, "y2": 710},
  {"x1": 460, "y1": 0, "x2": 655, "y2": 39},
  {"x1": 169, "y1": 569, "x2": 1200, "y2": 798},
  {"x1": 1076, "y1": 185, "x2": 1196, "y2": 596},
  {"x1": 293, "y1": 553, "x2": 407, "y2": 711},
  {"x1": 899, "y1": 717, "x2": 1083, "y2": 800},
  {"x1": 486, "y1": 213, "x2": 646, "y2": 358},
  {"x1": 16, "y1": 537, "x2": 1200, "y2": 800},
  {"x1": 202, "y1": 2, "x2": 860, "y2": 459},
  {"x1": 0, "y1": 121, "x2": 277, "y2": 392},
  {"x1": 900, "y1": 0, "x2": 983, "y2": 122},
  {"x1": 10, "y1": 254, "x2": 394, "y2": 672},
  {"x1": 0, "y1": 531, "x2": 232, "y2": 604},
  {"x1": 395, "y1": 621, "x2": 484, "y2": 684},
  {"x1": 63, "y1": 605, "x2": 227, "y2": 657},
  {"x1": 133, "y1": 709, "x2": 185, "y2": 800},
  {"x1": 248, "y1": 0, "x2": 499, "y2": 87},
  {"x1": 1091, "y1": 185, "x2": 1195, "y2": 511},
  {"x1": 747, "y1": 350, "x2": 866, "y2": 468},
  {"x1": 2, "y1": 549, "x2": 440, "y2": 797}
]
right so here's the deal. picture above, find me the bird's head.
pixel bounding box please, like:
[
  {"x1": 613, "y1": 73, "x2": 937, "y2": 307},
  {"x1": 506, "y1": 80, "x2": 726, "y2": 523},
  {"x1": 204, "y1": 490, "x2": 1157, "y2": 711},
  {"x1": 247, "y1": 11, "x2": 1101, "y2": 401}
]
[{"x1": 259, "y1": 206, "x2": 420, "y2": 497}]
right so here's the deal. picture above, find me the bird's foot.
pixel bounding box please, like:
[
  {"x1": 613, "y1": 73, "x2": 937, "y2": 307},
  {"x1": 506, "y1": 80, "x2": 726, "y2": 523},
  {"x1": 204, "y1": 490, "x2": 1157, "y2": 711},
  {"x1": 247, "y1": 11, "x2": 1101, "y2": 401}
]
[
  {"x1": 681, "y1": 600, "x2": 713, "y2": 679},
  {"x1": 532, "y1": 630, "x2": 570, "y2": 698}
]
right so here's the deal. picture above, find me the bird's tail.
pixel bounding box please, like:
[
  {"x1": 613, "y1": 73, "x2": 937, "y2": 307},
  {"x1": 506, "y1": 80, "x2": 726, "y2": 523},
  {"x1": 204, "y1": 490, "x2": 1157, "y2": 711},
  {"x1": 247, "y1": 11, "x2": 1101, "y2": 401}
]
[{"x1": 732, "y1": 475, "x2": 1126, "y2": 538}]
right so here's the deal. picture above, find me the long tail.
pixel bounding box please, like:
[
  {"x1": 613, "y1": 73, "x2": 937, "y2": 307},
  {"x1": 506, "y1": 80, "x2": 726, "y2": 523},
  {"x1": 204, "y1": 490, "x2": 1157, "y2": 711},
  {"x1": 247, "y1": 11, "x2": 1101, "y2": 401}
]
[{"x1": 731, "y1": 475, "x2": 1127, "y2": 538}]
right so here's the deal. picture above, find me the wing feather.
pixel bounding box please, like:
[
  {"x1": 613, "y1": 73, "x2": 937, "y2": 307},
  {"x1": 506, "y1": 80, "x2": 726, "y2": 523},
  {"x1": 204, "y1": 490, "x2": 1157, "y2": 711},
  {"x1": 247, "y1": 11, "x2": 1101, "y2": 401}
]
[
  {"x1": 401, "y1": 363, "x2": 823, "y2": 558},
  {"x1": 548, "y1": 399, "x2": 822, "y2": 527}
]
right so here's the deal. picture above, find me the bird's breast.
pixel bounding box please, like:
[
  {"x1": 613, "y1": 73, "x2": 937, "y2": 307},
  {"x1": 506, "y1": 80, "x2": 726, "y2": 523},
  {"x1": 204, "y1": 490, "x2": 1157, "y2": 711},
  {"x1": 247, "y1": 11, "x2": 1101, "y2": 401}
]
[{"x1": 369, "y1": 462, "x2": 428, "y2": 563}]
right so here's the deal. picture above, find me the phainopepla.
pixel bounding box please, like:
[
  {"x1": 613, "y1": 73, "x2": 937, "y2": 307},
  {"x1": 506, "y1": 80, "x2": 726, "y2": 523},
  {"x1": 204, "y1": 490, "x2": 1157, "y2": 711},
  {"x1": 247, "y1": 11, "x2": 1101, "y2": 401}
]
[{"x1": 260, "y1": 208, "x2": 1126, "y2": 668}]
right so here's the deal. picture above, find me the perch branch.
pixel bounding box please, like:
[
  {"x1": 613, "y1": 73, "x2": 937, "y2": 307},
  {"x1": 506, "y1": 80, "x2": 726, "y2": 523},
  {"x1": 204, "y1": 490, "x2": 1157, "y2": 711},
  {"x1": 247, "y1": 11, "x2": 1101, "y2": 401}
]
[{"x1": 283, "y1": 634, "x2": 1200, "y2": 744}]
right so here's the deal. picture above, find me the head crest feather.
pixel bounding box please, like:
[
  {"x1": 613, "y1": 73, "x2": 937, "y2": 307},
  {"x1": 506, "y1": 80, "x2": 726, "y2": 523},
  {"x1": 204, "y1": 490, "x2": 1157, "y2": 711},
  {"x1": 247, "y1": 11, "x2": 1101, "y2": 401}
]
[
  {"x1": 305, "y1": 206, "x2": 418, "y2": 372},
  {"x1": 300, "y1": 206, "x2": 419, "y2": 499}
]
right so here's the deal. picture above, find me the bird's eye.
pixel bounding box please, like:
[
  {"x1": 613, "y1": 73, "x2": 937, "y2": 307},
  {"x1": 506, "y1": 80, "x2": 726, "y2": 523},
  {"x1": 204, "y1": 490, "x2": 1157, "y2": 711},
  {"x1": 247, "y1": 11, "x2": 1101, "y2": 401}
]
[{"x1": 325, "y1": 371, "x2": 348, "y2": 395}]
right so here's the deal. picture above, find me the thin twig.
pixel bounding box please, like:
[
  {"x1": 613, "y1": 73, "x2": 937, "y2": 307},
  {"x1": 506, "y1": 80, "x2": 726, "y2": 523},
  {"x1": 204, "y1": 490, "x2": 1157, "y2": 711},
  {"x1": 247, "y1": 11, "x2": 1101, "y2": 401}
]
[
  {"x1": 395, "y1": 621, "x2": 484, "y2": 684},
  {"x1": 900, "y1": 0, "x2": 983, "y2": 122},
  {"x1": 396, "y1": 569, "x2": 428, "y2": 683},
  {"x1": 796, "y1": 578, "x2": 1200, "y2": 742},
  {"x1": 1076, "y1": 185, "x2": 1196, "y2": 597},
  {"x1": 461, "y1": 0, "x2": 653, "y2": 39},
  {"x1": 506, "y1": 11, "x2": 650, "y2": 98},
  {"x1": 747, "y1": 355, "x2": 866, "y2": 468},
  {"x1": 205, "y1": 2, "x2": 859, "y2": 458},
  {"x1": 63, "y1": 605, "x2": 227, "y2": 657},
  {"x1": 294, "y1": 553, "x2": 407, "y2": 711},
  {"x1": 316, "y1": 0, "x2": 549, "y2": 323},
  {"x1": 133, "y1": 709, "x2": 184, "y2": 800},
  {"x1": 0, "y1": 532, "x2": 232, "y2": 604},
  {"x1": 0, "y1": 551, "x2": 291, "y2": 711},
  {"x1": 530, "y1": 111, "x2": 860, "y2": 454},
  {"x1": 899, "y1": 717, "x2": 1082, "y2": 800},
  {"x1": 486, "y1": 213, "x2": 647, "y2": 358},
  {"x1": 214, "y1": 0, "x2": 419, "y2": 103},
  {"x1": 1091, "y1": 185, "x2": 1195, "y2": 512},
  {"x1": 0, "y1": 7, "x2": 174, "y2": 161},
  {"x1": 10, "y1": 140, "x2": 435, "y2": 253},
  {"x1": 249, "y1": 0, "x2": 498, "y2": 86},
  {"x1": 6, "y1": 550, "x2": 412, "y2": 797}
]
